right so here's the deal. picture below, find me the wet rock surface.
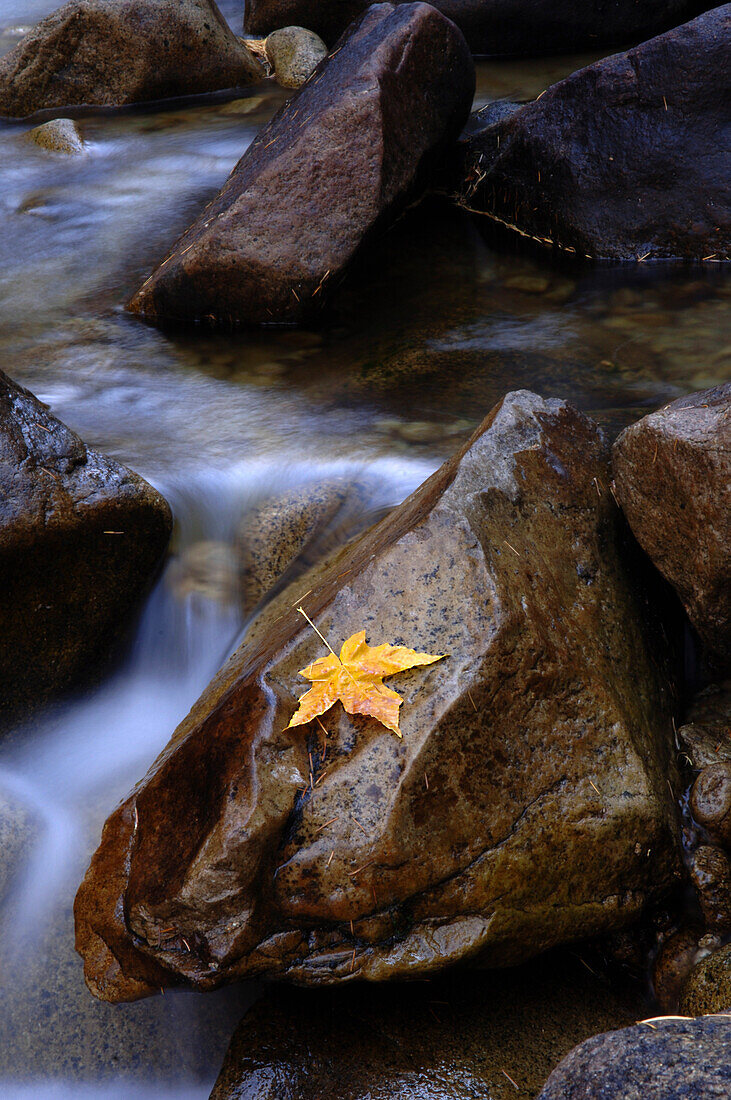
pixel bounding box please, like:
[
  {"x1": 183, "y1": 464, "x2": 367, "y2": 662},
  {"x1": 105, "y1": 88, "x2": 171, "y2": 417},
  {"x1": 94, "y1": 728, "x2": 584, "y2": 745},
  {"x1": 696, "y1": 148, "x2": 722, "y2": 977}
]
[
  {"x1": 691, "y1": 763, "x2": 731, "y2": 847},
  {"x1": 128, "y1": 2, "x2": 475, "y2": 326},
  {"x1": 243, "y1": 0, "x2": 710, "y2": 56},
  {"x1": 0, "y1": 370, "x2": 172, "y2": 726},
  {"x1": 26, "y1": 118, "x2": 84, "y2": 154},
  {"x1": 456, "y1": 7, "x2": 731, "y2": 261},
  {"x1": 209, "y1": 951, "x2": 642, "y2": 1100},
  {"x1": 689, "y1": 844, "x2": 731, "y2": 932},
  {"x1": 681, "y1": 943, "x2": 731, "y2": 1016},
  {"x1": 536, "y1": 1011, "x2": 731, "y2": 1099},
  {"x1": 75, "y1": 390, "x2": 680, "y2": 1002},
  {"x1": 265, "y1": 26, "x2": 328, "y2": 88},
  {"x1": 678, "y1": 681, "x2": 731, "y2": 768},
  {"x1": 0, "y1": 871, "x2": 255, "y2": 1084},
  {"x1": 0, "y1": 0, "x2": 263, "y2": 118},
  {"x1": 612, "y1": 384, "x2": 730, "y2": 668},
  {"x1": 237, "y1": 476, "x2": 376, "y2": 610}
]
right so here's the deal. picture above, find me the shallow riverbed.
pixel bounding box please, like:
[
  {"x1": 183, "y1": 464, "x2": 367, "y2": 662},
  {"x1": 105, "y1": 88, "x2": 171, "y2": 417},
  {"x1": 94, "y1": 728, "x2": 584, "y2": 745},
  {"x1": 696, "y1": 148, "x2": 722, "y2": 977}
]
[{"x1": 0, "y1": 1, "x2": 729, "y2": 1097}]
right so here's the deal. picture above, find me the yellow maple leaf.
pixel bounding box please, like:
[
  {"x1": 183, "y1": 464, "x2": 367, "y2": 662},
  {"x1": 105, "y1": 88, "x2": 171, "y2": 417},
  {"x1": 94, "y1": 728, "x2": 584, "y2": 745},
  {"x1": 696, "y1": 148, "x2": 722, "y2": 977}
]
[{"x1": 287, "y1": 619, "x2": 444, "y2": 737}]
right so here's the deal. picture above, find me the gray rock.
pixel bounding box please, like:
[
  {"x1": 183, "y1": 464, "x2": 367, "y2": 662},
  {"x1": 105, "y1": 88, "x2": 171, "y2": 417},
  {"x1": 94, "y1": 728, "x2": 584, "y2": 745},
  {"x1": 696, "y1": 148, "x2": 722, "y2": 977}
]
[
  {"x1": 613, "y1": 384, "x2": 731, "y2": 668},
  {"x1": 26, "y1": 118, "x2": 84, "y2": 154},
  {"x1": 237, "y1": 476, "x2": 374, "y2": 609},
  {"x1": 0, "y1": 0, "x2": 263, "y2": 118},
  {"x1": 265, "y1": 26, "x2": 328, "y2": 88},
  {"x1": 536, "y1": 1012, "x2": 731, "y2": 1099},
  {"x1": 209, "y1": 952, "x2": 642, "y2": 1100},
  {"x1": 75, "y1": 391, "x2": 681, "y2": 1002},
  {"x1": 0, "y1": 370, "x2": 172, "y2": 727}
]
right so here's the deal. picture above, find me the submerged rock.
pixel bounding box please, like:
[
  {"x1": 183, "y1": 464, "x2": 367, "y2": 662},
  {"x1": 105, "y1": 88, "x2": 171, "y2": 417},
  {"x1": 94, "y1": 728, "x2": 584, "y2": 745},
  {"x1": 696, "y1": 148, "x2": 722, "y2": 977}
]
[
  {"x1": 167, "y1": 541, "x2": 240, "y2": 606},
  {"x1": 0, "y1": 788, "x2": 39, "y2": 908},
  {"x1": 75, "y1": 391, "x2": 680, "y2": 1002},
  {"x1": 265, "y1": 26, "x2": 328, "y2": 88},
  {"x1": 537, "y1": 1011, "x2": 731, "y2": 1099},
  {"x1": 681, "y1": 943, "x2": 731, "y2": 1016},
  {"x1": 612, "y1": 384, "x2": 730, "y2": 669},
  {"x1": 244, "y1": 0, "x2": 709, "y2": 56},
  {"x1": 127, "y1": 3, "x2": 474, "y2": 326},
  {"x1": 237, "y1": 476, "x2": 374, "y2": 609},
  {"x1": 456, "y1": 7, "x2": 731, "y2": 261},
  {"x1": 0, "y1": 0, "x2": 263, "y2": 118},
  {"x1": 26, "y1": 118, "x2": 84, "y2": 154},
  {"x1": 0, "y1": 370, "x2": 172, "y2": 726},
  {"x1": 210, "y1": 952, "x2": 641, "y2": 1100}
]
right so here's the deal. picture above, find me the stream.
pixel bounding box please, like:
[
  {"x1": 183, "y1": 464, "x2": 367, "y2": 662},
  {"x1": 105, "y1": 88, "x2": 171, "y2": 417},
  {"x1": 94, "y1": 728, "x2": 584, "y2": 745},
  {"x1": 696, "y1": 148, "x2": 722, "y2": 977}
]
[{"x1": 0, "y1": 1, "x2": 729, "y2": 1097}]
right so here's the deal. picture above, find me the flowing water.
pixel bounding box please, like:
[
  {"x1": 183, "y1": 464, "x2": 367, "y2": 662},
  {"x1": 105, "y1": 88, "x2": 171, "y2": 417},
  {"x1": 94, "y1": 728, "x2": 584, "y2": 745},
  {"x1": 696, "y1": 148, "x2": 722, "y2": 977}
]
[{"x1": 0, "y1": 1, "x2": 729, "y2": 1097}]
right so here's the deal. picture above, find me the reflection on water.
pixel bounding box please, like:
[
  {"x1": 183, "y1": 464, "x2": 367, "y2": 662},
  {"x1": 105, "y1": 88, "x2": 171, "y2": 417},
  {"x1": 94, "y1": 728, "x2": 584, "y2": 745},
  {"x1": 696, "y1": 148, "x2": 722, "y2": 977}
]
[{"x1": 0, "y1": 0, "x2": 729, "y2": 1096}]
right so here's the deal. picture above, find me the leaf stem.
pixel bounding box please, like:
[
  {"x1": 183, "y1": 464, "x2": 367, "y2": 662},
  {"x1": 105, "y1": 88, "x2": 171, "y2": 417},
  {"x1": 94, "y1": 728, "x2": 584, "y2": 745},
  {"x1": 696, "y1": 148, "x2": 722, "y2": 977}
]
[{"x1": 296, "y1": 606, "x2": 358, "y2": 687}]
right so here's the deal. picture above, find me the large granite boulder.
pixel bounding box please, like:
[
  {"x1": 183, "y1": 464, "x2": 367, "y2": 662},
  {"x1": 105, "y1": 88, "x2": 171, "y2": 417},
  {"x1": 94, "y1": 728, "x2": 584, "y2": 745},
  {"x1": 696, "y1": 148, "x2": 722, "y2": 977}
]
[
  {"x1": 612, "y1": 384, "x2": 730, "y2": 669},
  {"x1": 127, "y1": 3, "x2": 475, "y2": 326},
  {"x1": 0, "y1": 370, "x2": 172, "y2": 726},
  {"x1": 537, "y1": 1012, "x2": 731, "y2": 1099},
  {"x1": 75, "y1": 391, "x2": 680, "y2": 1003},
  {"x1": 456, "y1": 7, "x2": 731, "y2": 261},
  {"x1": 0, "y1": 0, "x2": 263, "y2": 118},
  {"x1": 209, "y1": 952, "x2": 641, "y2": 1100},
  {"x1": 243, "y1": 0, "x2": 710, "y2": 56}
]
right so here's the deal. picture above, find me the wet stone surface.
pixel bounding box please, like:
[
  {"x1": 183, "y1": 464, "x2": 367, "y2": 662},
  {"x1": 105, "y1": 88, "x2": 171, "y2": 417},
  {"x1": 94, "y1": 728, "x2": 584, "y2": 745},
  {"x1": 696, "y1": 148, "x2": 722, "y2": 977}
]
[
  {"x1": 210, "y1": 951, "x2": 643, "y2": 1100},
  {"x1": 75, "y1": 391, "x2": 681, "y2": 1001}
]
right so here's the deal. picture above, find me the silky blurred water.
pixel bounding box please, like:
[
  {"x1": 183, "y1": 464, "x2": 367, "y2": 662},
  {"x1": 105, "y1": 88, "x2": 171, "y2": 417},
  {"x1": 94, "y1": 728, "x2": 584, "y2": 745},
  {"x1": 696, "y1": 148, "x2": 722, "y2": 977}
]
[{"x1": 0, "y1": 1, "x2": 729, "y2": 1097}]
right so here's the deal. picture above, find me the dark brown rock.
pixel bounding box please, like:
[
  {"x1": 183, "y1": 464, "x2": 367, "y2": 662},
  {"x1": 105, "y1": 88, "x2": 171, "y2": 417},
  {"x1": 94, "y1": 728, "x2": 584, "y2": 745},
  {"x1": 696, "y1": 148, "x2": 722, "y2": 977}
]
[
  {"x1": 0, "y1": 370, "x2": 172, "y2": 726},
  {"x1": 612, "y1": 385, "x2": 730, "y2": 668},
  {"x1": 652, "y1": 925, "x2": 705, "y2": 1013},
  {"x1": 690, "y1": 845, "x2": 731, "y2": 932},
  {"x1": 127, "y1": 3, "x2": 475, "y2": 326},
  {"x1": 456, "y1": 8, "x2": 731, "y2": 261},
  {"x1": 209, "y1": 952, "x2": 641, "y2": 1100},
  {"x1": 691, "y1": 763, "x2": 731, "y2": 848},
  {"x1": 74, "y1": 391, "x2": 680, "y2": 1003},
  {"x1": 681, "y1": 943, "x2": 731, "y2": 1016},
  {"x1": 536, "y1": 1012, "x2": 731, "y2": 1100},
  {"x1": 0, "y1": 0, "x2": 263, "y2": 118},
  {"x1": 244, "y1": 0, "x2": 710, "y2": 56}
]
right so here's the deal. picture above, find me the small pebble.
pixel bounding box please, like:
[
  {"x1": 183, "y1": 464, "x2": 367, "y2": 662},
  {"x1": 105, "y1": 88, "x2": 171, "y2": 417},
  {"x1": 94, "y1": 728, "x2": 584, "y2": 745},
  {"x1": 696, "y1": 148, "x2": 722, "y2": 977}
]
[
  {"x1": 26, "y1": 118, "x2": 84, "y2": 155},
  {"x1": 265, "y1": 26, "x2": 327, "y2": 89}
]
